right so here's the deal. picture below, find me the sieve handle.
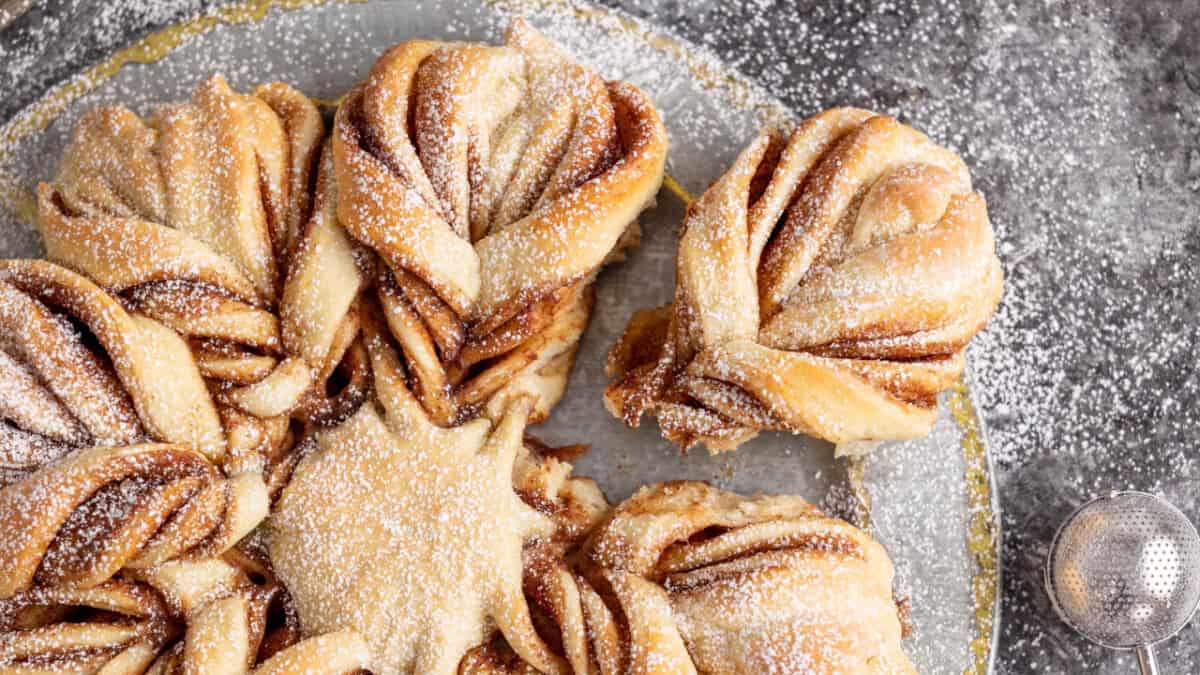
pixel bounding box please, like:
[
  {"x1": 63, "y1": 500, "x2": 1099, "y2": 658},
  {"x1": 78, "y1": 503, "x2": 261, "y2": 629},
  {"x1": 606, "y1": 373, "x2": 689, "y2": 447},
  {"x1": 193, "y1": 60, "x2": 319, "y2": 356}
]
[{"x1": 1136, "y1": 644, "x2": 1159, "y2": 675}]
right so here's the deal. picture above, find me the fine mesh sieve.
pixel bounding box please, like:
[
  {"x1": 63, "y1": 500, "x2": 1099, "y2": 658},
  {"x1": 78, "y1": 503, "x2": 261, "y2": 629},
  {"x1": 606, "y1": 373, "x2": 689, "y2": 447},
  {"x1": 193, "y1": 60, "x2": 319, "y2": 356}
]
[{"x1": 1046, "y1": 491, "x2": 1200, "y2": 675}]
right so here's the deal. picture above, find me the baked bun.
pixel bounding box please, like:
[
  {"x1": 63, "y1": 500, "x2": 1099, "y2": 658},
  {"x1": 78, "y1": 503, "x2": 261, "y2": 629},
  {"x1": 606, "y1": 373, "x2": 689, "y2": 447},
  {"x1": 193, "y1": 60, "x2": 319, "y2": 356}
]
[
  {"x1": 333, "y1": 19, "x2": 667, "y2": 426},
  {"x1": 37, "y1": 76, "x2": 368, "y2": 429},
  {"x1": 506, "y1": 481, "x2": 915, "y2": 674},
  {"x1": 605, "y1": 108, "x2": 1003, "y2": 451}
]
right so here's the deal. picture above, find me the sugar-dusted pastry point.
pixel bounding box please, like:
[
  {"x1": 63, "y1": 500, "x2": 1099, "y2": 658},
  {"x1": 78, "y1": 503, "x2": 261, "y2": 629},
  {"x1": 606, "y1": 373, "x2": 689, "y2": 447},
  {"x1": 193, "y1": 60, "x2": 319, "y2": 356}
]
[
  {"x1": 333, "y1": 17, "x2": 668, "y2": 427},
  {"x1": 268, "y1": 307, "x2": 607, "y2": 674},
  {"x1": 605, "y1": 108, "x2": 1004, "y2": 451}
]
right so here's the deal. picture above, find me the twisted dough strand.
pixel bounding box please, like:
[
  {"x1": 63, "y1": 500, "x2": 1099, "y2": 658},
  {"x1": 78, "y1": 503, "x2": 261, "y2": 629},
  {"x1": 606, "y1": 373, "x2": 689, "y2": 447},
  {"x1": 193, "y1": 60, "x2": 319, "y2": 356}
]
[
  {"x1": 0, "y1": 557, "x2": 371, "y2": 674},
  {"x1": 606, "y1": 108, "x2": 1003, "y2": 450},
  {"x1": 334, "y1": 19, "x2": 667, "y2": 426},
  {"x1": 522, "y1": 482, "x2": 915, "y2": 675},
  {"x1": 0, "y1": 260, "x2": 224, "y2": 461},
  {"x1": 0, "y1": 579, "x2": 174, "y2": 673},
  {"x1": 0, "y1": 443, "x2": 268, "y2": 599},
  {"x1": 37, "y1": 76, "x2": 364, "y2": 425}
]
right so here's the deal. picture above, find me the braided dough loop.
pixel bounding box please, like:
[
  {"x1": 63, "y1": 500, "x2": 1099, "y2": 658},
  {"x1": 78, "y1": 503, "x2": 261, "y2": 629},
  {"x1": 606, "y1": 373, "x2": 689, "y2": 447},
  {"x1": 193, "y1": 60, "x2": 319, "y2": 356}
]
[
  {"x1": 0, "y1": 442, "x2": 268, "y2": 599},
  {"x1": 0, "y1": 260, "x2": 224, "y2": 460},
  {"x1": 522, "y1": 481, "x2": 915, "y2": 674},
  {"x1": 135, "y1": 559, "x2": 369, "y2": 675},
  {"x1": 37, "y1": 76, "x2": 363, "y2": 426},
  {"x1": 334, "y1": 19, "x2": 667, "y2": 427},
  {"x1": 0, "y1": 579, "x2": 174, "y2": 673},
  {"x1": 0, "y1": 556, "x2": 372, "y2": 674},
  {"x1": 605, "y1": 109, "x2": 1003, "y2": 450}
]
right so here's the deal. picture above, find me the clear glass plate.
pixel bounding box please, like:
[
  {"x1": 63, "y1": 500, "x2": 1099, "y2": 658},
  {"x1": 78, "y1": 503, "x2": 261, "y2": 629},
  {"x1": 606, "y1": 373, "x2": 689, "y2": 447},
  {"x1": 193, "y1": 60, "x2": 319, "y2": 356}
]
[{"x1": 0, "y1": 1, "x2": 1000, "y2": 671}]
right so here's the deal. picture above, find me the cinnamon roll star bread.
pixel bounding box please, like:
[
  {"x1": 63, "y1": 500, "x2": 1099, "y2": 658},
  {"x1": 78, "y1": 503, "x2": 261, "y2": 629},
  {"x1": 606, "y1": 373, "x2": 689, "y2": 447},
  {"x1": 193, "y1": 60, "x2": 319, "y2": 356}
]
[
  {"x1": 606, "y1": 108, "x2": 1004, "y2": 451},
  {"x1": 0, "y1": 16, "x2": 958, "y2": 675},
  {"x1": 333, "y1": 19, "x2": 667, "y2": 426}
]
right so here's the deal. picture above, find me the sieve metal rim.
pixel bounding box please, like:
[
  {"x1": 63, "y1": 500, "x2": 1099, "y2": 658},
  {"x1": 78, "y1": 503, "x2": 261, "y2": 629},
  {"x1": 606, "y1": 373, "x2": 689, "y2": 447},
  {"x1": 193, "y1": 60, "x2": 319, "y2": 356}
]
[{"x1": 1044, "y1": 490, "x2": 1200, "y2": 651}]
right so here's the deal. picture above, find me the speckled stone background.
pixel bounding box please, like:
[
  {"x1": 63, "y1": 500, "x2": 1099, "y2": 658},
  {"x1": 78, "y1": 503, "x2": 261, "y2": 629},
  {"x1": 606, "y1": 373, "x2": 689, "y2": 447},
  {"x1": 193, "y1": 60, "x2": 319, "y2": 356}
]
[{"x1": 2, "y1": 1, "x2": 1198, "y2": 673}]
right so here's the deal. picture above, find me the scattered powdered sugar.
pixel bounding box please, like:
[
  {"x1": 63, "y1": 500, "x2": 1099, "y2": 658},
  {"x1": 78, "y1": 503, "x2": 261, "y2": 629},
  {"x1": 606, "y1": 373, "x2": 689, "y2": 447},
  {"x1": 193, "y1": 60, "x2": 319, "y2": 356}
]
[{"x1": 0, "y1": 0, "x2": 1196, "y2": 673}]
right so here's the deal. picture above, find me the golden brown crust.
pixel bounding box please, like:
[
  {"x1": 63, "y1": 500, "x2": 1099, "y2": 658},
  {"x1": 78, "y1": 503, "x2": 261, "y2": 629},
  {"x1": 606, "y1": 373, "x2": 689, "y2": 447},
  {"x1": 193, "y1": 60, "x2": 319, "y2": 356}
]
[
  {"x1": 605, "y1": 109, "x2": 1004, "y2": 450},
  {"x1": 0, "y1": 443, "x2": 267, "y2": 599}
]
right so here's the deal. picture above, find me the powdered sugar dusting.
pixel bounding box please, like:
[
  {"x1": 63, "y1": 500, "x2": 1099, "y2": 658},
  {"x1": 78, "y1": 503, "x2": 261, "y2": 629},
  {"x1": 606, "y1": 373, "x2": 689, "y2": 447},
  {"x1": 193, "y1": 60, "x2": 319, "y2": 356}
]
[
  {"x1": 2, "y1": 0, "x2": 1191, "y2": 671},
  {"x1": 0, "y1": 1, "x2": 991, "y2": 671}
]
